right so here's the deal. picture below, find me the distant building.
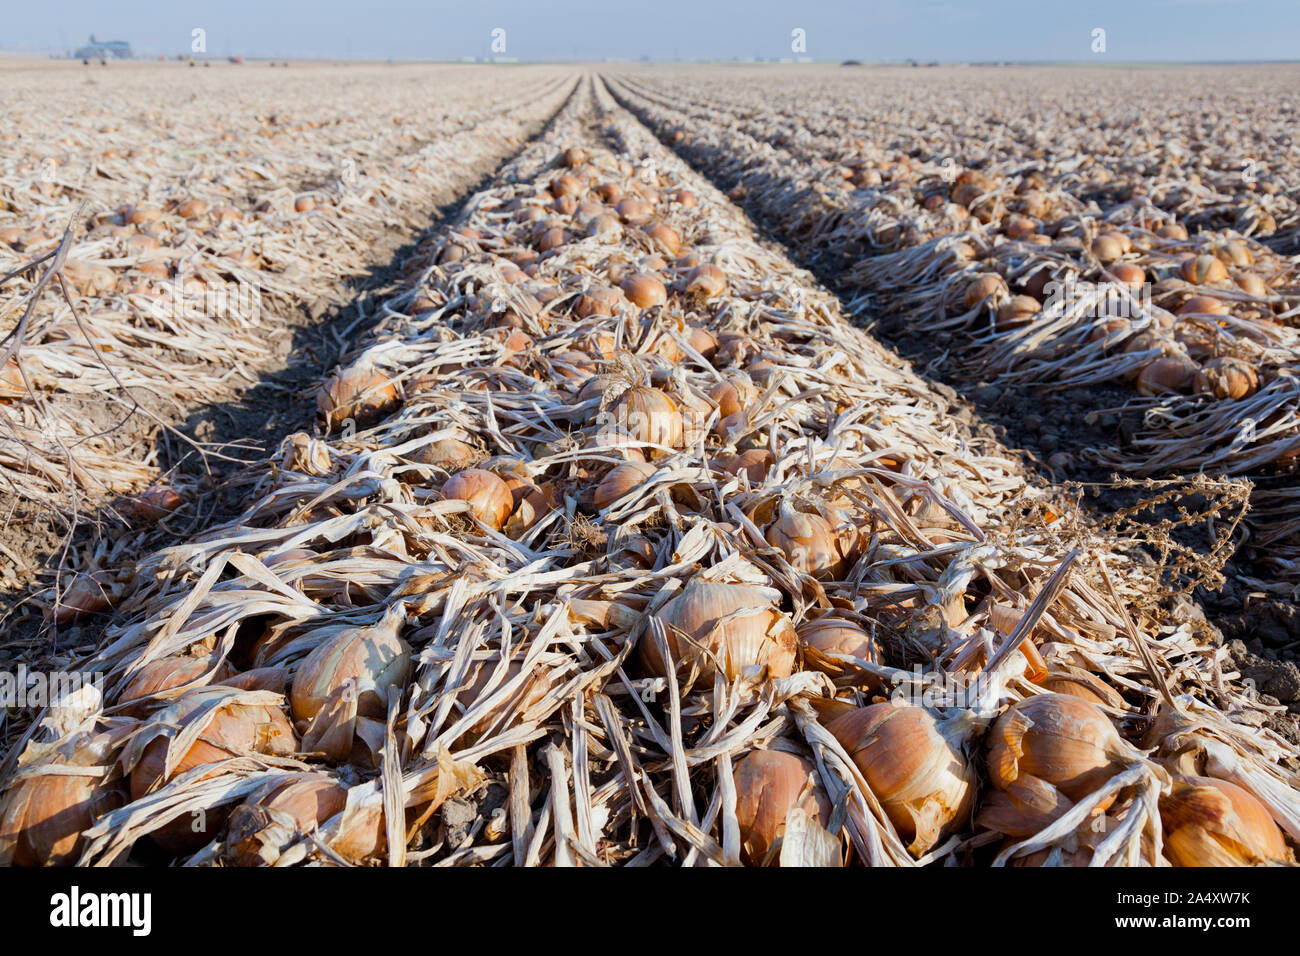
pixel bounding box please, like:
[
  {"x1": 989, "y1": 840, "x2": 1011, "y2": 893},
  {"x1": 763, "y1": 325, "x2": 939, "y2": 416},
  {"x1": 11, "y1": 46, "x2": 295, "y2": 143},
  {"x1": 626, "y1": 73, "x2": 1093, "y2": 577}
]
[{"x1": 73, "y1": 35, "x2": 132, "y2": 61}]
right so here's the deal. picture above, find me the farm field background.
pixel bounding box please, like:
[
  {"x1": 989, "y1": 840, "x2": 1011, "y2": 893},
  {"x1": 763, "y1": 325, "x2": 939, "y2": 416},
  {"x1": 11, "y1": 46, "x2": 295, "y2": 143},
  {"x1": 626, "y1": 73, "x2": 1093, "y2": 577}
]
[{"x1": 0, "y1": 60, "x2": 1298, "y2": 868}]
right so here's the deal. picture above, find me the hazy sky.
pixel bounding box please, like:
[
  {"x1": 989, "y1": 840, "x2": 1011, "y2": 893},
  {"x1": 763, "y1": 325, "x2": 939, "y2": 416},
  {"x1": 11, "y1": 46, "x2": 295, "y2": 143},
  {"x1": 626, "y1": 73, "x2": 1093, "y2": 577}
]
[{"x1": 5, "y1": 0, "x2": 1300, "y2": 62}]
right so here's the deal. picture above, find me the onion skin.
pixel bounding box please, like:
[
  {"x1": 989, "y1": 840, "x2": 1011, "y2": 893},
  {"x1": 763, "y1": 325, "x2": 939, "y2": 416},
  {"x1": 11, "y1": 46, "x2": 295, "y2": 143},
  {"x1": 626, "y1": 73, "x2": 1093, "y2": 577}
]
[
  {"x1": 978, "y1": 693, "x2": 1129, "y2": 838},
  {"x1": 765, "y1": 507, "x2": 847, "y2": 580},
  {"x1": 642, "y1": 580, "x2": 798, "y2": 683},
  {"x1": 317, "y1": 365, "x2": 400, "y2": 431},
  {"x1": 441, "y1": 468, "x2": 514, "y2": 530},
  {"x1": 734, "y1": 750, "x2": 832, "y2": 866},
  {"x1": 594, "y1": 461, "x2": 655, "y2": 510},
  {"x1": 118, "y1": 656, "x2": 235, "y2": 713},
  {"x1": 826, "y1": 701, "x2": 974, "y2": 856},
  {"x1": 1160, "y1": 775, "x2": 1292, "y2": 867},
  {"x1": 129, "y1": 694, "x2": 297, "y2": 852},
  {"x1": 0, "y1": 770, "x2": 124, "y2": 867},
  {"x1": 798, "y1": 616, "x2": 880, "y2": 677},
  {"x1": 610, "y1": 386, "x2": 683, "y2": 458},
  {"x1": 289, "y1": 609, "x2": 412, "y2": 727},
  {"x1": 226, "y1": 775, "x2": 351, "y2": 867}
]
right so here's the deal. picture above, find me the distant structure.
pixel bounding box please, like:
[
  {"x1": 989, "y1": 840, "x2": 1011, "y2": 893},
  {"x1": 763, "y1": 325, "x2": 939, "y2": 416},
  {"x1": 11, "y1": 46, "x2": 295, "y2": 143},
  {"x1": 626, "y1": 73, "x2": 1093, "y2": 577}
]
[{"x1": 73, "y1": 35, "x2": 133, "y2": 61}]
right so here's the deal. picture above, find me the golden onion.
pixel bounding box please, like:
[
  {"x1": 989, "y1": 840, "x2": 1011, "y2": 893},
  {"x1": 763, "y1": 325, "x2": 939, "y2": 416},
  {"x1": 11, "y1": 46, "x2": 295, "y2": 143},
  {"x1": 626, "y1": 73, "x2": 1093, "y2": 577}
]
[
  {"x1": 642, "y1": 579, "x2": 798, "y2": 683},
  {"x1": 734, "y1": 749, "x2": 833, "y2": 866},
  {"x1": 826, "y1": 701, "x2": 974, "y2": 855},
  {"x1": 441, "y1": 468, "x2": 514, "y2": 529}
]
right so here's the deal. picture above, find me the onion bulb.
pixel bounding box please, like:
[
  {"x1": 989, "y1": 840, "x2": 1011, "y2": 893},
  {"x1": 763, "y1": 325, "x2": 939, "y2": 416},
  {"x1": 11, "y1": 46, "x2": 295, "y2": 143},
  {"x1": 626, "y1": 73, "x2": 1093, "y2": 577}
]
[
  {"x1": 765, "y1": 503, "x2": 850, "y2": 579},
  {"x1": 594, "y1": 461, "x2": 655, "y2": 510},
  {"x1": 289, "y1": 605, "x2": 412, "y2": 728},
  {"x1": 610, "y1": 386, "x2": 683, "y2": 458},
  {"x1": 1180, "y1": 254, "x2": 1229, "y2": 284},
  {"x1": 620, "y1": 273, "x2": 667, "y2": 309},
  {"x1": 441, "y1": 468, "x2": 514, "y2": 529},
  {"x1": 685, "y1": 264, "x2": 727, "y2": 298},
  {"x1": 734, "y1": 749, "x2": 833, "y2": 866},
  {"x1": 317, "y1": 364, "x2": 400, "y2": 431},
  {"x1": 826, "y1": 700, "x2": 975, "y2": 855},
  {"x1": 1160, "y1": 775, "x2": 1292, "y2": 867},
  {"x1": 978, "y1": 693, "x2": 1135, "y2": 838},
  {"x1": 1194, "y1": 356, "x2": 1257, "y2": 400},
  {"x1": 798, "y1": 615, "x2": 880, "y2": 677},
  {"x1": 0, "y1": 746, "x2": 125, "y2": 866},
  {"x1": 964, "y1": 274, "x2": 1007, "y2": 309},
  {"x1": 225, "y1": 775, "x2": 356, "y2": 867},
  {"x1": 1135, "y1": 354, "x2": 1199, "y2": 396},
  {"x1": 642, "y1": 579, "x2": 798, "y2": 683}
]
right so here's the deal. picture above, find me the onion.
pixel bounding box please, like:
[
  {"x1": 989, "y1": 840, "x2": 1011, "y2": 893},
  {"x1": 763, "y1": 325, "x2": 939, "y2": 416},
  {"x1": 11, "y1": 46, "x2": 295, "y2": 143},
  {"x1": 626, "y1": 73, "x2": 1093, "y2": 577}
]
[
  {"x1": 289, "y1": 605, "x2": 412, "y2": 728},
  {"x1": 574, "y1": 285, "x2": 626, "y2": 319},
  {"x1": 1194, "y1": 356, "x2": 1258, "y2": 400},
  {"x1": 1177, "y1": 294, "x2": 1228, "y2": 316},
  {"x1": 536, "y1": 226, "x2": 568, "y2": 253},
  {"x1": 1135, "y1": 354, "x2": 1199, "y2": 396},
  {"x1": 978, "y1": 693, "x2": 1135, "y2": 837},
  {"x1": 0, "y1": 756, "x2": 124, "y2": 866},
  {"x1": 596, "y1": 181, "x2": 624, "y2": 203},
  {"x1": 226, "y1": 775, "x2": 354, "y2": 866},
  {"x1": 1160, "y1": 775, "x2": 1292, "y2": 866},
  {"x1": 826, "y1": 700, "x2": 974, "y2": 855},
  {"x1": 317, "y1": 364, "x2": 400, "y2": 430},
  {"x1": 1107, "y1": 262, "x2": 1146, "y2": 289},
  {"x1": 51, "y1": 570, "x2": 116, "y2": 624},
  {"x1": 1179, "y1": 254, "x2": 1229, "y2": 284},
  {"x1": 129, "y1": 690, "x2": 297, "y2": 850},
  {"x1": 586, "y1": 214, "x2": 623, "y2": 241},
  {"x1": 994, "y1": 295, "x2": 1039, "y2": 332},
  {"x1": 765, "y1": 503, "x2": 849, "y2": 579},
  {"x1": 615, "y1": 198, "x2": 653, "y2": 224},
  {"x1": 119, "y1": 656, "x2": 235, "y2": 712},
  {"x1": 717, "y1": 448, "x2": 774, "y2": 483},
  {"x1": 1156, "y1": 222, "x2": 1189, "y2": 240},
  {"x1": 611, "y1": 386, "x2": 683, "y2": 458},
  {"x1": 643, "y1": 222, "x2": 681, "y2": 256},
  {"x1": 734, "y1": 749, "x2": 833, "y2": 865},
  {"x1": 798, "y1": 615, "x2": 880, "y2": 676},
  {"x1": 1234, "y1": 272, "x2": 1267, "y2": 296},
  {"x1": 642, "y1": 579, "x2": 798, "y2": 683},
  {"x1": 175, "y1": 198, "x2": 209, "y2": 218},
  {"x1": 129, "y1": 483, "x2": 184, "y2": 524},
  {"x1": 550, "y1": 174, "x2": 582, "y2": 198},
  {"x1": 964, "y1": 273, "x2": 1007, "y2": 309},
  {"x1": 441, "y1": 468, "x2": 514, "y2": 530},
  {"x1": 561, "y1": 147, "x2": 586, "y2": 168},
  {"x1": 294, "y1": 195, "x2": 316, "y2": 213},
  {"x1": 0, "y1": 357, "x2": 27, "y2": 401},
  {"x1": 620, "y1": 273, "x2": 667, "y2": 309},
  {"x1": 684, "y1": 263, "x2": 727, "y2": 298},
  {"x1": 594, "y1": 461, "x2": 656, "y2": 510},
  {"x1": 1210, "y1": 239, "x2": 1253, "y2": 267}
]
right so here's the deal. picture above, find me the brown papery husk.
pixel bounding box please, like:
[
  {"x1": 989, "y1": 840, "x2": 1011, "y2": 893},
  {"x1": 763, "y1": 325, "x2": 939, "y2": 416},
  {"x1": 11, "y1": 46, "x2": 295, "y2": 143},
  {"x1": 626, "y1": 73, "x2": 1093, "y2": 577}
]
[
  {"x1": 1160, "y1": 775, "x2": 1293, "y2": 866},
  {"x1": 734, "y1": 749, "x2": 833, "y2": 866},
  {"x1": 289, "y1": 604, "x2": 412, "y2": 727},
  {"x1": 825, "y1": 700, "x2": 975, "y2": 856},
  {"x1": 979, "y1": 693, "x2": 1136, "y2": 838},
  {"x1": 640, "y1": 579, "x2": 798, "y2": 684}
]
